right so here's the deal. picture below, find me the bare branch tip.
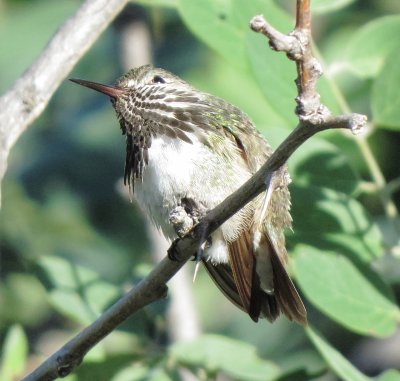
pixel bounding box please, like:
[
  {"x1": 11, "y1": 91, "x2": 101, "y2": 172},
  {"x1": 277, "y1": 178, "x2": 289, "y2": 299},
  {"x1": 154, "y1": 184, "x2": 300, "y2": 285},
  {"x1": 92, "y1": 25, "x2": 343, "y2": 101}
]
[
  {"x1": 250, "y1": 14, "x2": 266, "y2": 32},
  {"x1": 349, "y1": 113, "x2": 368, "y2": 136}
]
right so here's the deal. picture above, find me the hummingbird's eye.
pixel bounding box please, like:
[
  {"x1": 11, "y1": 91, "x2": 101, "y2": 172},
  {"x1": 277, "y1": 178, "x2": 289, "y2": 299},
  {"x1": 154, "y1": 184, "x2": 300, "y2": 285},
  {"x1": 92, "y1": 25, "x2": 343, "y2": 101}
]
[{"x1": 152, "y1": 75, "x2": 166, "y2": 84}]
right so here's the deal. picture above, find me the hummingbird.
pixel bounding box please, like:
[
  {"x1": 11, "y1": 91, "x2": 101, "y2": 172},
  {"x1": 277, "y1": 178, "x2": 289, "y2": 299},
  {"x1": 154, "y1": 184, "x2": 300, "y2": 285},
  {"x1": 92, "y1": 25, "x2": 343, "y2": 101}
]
[{"x1": 70, "y1": 65, "x2": 307, "y2": 324}]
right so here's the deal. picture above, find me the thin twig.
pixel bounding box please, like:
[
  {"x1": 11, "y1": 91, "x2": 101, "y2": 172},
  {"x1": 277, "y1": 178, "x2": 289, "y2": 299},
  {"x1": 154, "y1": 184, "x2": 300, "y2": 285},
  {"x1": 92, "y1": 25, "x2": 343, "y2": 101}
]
[
  {"x1": 250, "y1": 2, "x2": 366, "y2": 129},
  {"x1": 294, "y1": 0, "x2": 313, "y2": 102},
  {"x1": 314, "y1": 30, "x2": 400, "y2": 238}
]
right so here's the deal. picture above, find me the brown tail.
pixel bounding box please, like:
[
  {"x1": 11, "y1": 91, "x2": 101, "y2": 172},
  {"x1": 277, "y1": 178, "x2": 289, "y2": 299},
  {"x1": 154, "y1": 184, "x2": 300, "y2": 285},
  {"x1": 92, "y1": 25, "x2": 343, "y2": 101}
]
[
  {"x1": 267, "y1": 238, "x2": 307, "y2": 324},
  {"x1": 203, "y1": 229, "x2": 307, "y2": 325}
]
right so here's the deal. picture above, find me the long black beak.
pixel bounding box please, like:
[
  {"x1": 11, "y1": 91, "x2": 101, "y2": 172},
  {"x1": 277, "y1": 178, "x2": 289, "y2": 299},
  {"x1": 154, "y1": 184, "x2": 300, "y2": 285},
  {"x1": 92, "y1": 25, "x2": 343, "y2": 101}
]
[{"x1": 69, "y1": 78, "x2": 127, "y2": 98}]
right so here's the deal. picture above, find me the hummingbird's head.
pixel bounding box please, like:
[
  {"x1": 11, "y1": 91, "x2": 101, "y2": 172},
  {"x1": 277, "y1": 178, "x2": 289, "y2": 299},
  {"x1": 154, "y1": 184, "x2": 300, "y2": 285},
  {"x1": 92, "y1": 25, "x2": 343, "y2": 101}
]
[
  {"x1": 114, "y1": 64, "x2": 192, "y2": 93},
  {"x1": 70, "y1": 65, "x2": 206, "y2": 136}
]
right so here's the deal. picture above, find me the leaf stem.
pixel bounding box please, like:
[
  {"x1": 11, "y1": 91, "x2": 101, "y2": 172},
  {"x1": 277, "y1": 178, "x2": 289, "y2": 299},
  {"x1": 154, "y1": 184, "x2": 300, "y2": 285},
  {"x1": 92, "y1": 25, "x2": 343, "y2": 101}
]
[{"x1": 319, "y1": 47, "x2": 400, "y2": 242}]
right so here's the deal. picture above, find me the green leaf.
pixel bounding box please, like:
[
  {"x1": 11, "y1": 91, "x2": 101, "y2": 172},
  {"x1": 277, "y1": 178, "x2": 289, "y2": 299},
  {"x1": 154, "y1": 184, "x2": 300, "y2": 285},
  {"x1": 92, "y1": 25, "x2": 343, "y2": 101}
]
[
  {"x1": 290, "y1": 186, "x2": 383, "y2": 263},
  {"x1": 111, "y1": 366, "x2": 149, "y2": 381},
  {"x1": 0, "y1": 0, "x2": 78, "y2": 93},
  {"x1": 39, "y1": 256, "x2": 120, "y2": 324},
  {"x1": 180, "y1": 0, "x2": 343, "y2": 126},
  {"x1": 378, "y1": 370, "x2": 400, "y2": 381},
  {"x1": 293, "y1": 246, "x2": 400, "y2": 337},
  {"x1": 276, "y1": 349, "x2": 326, "y2": 381},
  {"x1": 344, "y1": 15, "x2": 400, "y2": 78},
  {"x1": 147, "y1": 368, "x2": 175, "y2": 381},
  {"x1": 178, "y1": 0, "x2": 292, "y2": 71},
  {"x1": 371, "y1": 48, "x2": 400, "y2": 129},
  {"x1": 170, "y1": 334, "x2": 280, "y2": 381},
  {"x1": 186, "y1": 57, "x2": 288, "y2": 129},
  {"x1": 111, "y1": 364, "x2": 175, "y2": 381},
  {"x1": 246, "y1": 31, "x2": 297, "y2": 127},
  {"x1": 246, "y1": 34, "x2": 343, "y2": 127},
  {"x1": 311, "y1": 0, "x2": 357, "y2": 14},
  {"x1": 77, "y1": 354, "x2": 143, "y2": 381},
  {"x1": 0, "y1": 273, "x2": 50, "y2": 326},
  {"x1": 289, "y1": 137, "x2": 359, "y2": 194},
  {"x1": 315, "y1": 70, "x2": 343, "y2": 116},
  {"x1": 134, "y1": 0, "x2": 177, "y2": 7},
  {"x1": 306, "y1": 326, "x2": 372, "y2": 381},
  {"x1": 0, "y1": 325, "x2": 28, "y2": 381},
  {"x1": 1, "y1": 182, "x2": 135, "y2": 282},
  {"x1": 178, "y1": 0, "x2": 246, "y2": 71}
]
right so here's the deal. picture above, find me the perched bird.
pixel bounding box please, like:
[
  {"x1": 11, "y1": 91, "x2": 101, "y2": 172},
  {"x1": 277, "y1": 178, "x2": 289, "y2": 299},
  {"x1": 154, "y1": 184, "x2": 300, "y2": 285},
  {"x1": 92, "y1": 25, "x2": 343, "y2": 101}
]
[{"x1": 70, "y1": 65, "x2": 307, "y2": 324}]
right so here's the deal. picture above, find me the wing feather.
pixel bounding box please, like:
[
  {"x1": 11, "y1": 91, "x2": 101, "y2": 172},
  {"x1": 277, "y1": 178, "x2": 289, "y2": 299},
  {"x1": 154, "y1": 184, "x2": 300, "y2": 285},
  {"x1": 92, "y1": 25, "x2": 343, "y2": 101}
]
[
  {"x1": 204, "y1": 227, "x2": 307, "y2": 324},
  {"x1": 202, "y1": 261, "x2": 243, "y2": 310}
]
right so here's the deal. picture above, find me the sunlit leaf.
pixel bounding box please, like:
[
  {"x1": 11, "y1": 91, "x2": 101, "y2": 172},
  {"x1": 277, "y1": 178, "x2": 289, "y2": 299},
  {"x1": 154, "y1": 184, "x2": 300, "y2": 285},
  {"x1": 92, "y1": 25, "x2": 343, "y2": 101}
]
[
  {"x1": 0, "y1": 0, "x2": 78, "y2": 92},
  {"x1": 246, "y1": 34, "x2": 342, "y2": 127},
  {"x1": 378, "y1": 370, "x2": 400, "y2": 381},
  {"x1": 311, "y1": 0, "x2": 357, "y2": 14},
  {"x1": 39, "y1": 256, "x2": 120, "y2": 324},
  {"x1": 0, "y1": 274, "x2": 50, "y2": 326},
  {"x1": 75, "y1": 352, "x2": 143, "y2": 381},
  {"x1": 1, "y1": 183, "x2": 135, "y2": 283},
  {"x1": 306, "y1": 326, "x2": 372, "y2": 381},
  {"x1": 186, "y1": 57, "x2": 288, "y2": 129},
  {"x1": 111, "y1": 363, "x2": 175, "y2": 381},
  {"x1": 290, "y1": 186, "x2": 383, "y2": 263},
  {"x1": 111, "y1": 366, "x2": 149, "y2": 381},
  {"x1": 178, "y1": 0, "x2": 291, "y2": 71},
  {"x1": 294, "y1": 246, "x2": 400, "y2": 336},
  {"x1": 246, "y1": 31, "x2": 296, "y2": 127},
  {"x1": 371, "y1": 48, "x2": 400, "y2": 129},
  {"x1": 133, "y1": 0, "x2": 177, "y2": 7},
  {"x1": 289, "y1": 137, "x2": 359, "y2": 194},
  {"x1": 147, "y1": 368, "x2": 175, "y2": 381},
  {"x1": 171, "y1": 334, "x2": 280, "y2": 381},
  {"x1": 0, "y1": 325, "x2": 28, "y2": 381},
  {"x1": 344, "y1": 15, "x2": 400, "y2": 78}
]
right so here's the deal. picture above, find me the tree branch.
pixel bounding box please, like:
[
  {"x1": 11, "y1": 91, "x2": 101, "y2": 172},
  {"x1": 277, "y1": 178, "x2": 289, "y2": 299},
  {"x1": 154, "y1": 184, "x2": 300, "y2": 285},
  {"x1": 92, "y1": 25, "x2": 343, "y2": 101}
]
[
  {"x1": 21, "y1": 0, "x2": 367, "y2": 380},
  {"x1": 250, "y1": 2, "x2": 365, "y2": 127},
  {"x1": 22, "y1": 118, "x2": 363, "y2": 381},
  {"x1": 0, "y1": 0, "x2": 129, "y2": 200}
]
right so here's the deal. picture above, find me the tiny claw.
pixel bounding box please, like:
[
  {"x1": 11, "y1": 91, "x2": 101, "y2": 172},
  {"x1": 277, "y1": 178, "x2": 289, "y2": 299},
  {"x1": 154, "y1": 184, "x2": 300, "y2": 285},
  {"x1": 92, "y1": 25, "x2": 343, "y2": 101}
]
[
  {"x1": 196, "y1": 241, "x2": 204, "y2": 262},
  {"x1": 193, "y1": 260, "x2": 201, "y2": 283},
  {"x1": 168, "y1": 238, "x2": 182, "y2": 261},
  {"x1": 192, "y1": 239, "x2": 207, "y2": 282}
]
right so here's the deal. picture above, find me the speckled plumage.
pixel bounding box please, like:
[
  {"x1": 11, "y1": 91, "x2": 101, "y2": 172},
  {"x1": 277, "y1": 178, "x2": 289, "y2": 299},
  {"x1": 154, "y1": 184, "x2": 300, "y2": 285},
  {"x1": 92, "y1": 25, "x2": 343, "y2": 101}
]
[{"x1": 72, "y1": 65, "x2": 306, "y2": 324}]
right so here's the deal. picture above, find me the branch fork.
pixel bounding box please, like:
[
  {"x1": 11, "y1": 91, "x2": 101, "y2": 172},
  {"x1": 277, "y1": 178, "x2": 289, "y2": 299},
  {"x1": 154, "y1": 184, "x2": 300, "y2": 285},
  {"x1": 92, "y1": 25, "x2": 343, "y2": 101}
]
[{"x1": 250, "y1": 12, "x2": 366, "y2": 132}]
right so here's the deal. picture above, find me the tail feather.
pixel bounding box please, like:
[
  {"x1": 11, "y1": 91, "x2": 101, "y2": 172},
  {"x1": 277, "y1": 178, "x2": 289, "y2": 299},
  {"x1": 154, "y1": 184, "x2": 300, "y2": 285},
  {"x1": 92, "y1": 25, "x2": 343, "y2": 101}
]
[
  {"x1": 269, "y1": 242, "x2": 307, "y2": 324},
  {"x1": 202, "y1": 261, "x2": 243, "y2": 309},
  {"x1": 249, "y1": 271, "x2": 279, "y2": 322},
  {"x1": 255, "y1": 233, "x2": 307, "y2": 324},
  {"x1": 203, "y1": 229, "x2": 307, "y2": 325}
]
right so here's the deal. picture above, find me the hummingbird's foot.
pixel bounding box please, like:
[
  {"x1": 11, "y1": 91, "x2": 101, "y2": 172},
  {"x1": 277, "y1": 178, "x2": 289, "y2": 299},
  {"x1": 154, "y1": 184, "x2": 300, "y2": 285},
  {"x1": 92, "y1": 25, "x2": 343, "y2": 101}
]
[
  {"x1": 169, "y1": 197, "x2": 208, "y2": 238},
  {"x1": 169, "y1": 198, "x2": 210, "y2": 269},
  {"x1": 180, "y1": 197, "x2": 207, "y2": 224},
  {"x1": 167, "y1": 238, "x2": 183, "y2": 261},
  {"x1": 169, "y1": 206, "x2": 194, "y2": 238}
]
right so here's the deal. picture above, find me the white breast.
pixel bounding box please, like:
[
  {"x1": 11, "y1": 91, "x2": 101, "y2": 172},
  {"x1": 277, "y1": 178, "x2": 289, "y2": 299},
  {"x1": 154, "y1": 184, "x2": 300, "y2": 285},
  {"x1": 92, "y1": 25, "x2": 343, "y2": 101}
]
[{"x1": 134, "y1": 135, "x2": 253, "y2": 263}]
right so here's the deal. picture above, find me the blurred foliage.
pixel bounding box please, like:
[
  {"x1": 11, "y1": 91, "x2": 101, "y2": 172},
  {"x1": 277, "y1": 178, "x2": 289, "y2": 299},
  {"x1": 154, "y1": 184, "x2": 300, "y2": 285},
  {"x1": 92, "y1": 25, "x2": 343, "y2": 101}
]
[{"x1": 1, "y1": 0, "x2": 400, "y2": 380}]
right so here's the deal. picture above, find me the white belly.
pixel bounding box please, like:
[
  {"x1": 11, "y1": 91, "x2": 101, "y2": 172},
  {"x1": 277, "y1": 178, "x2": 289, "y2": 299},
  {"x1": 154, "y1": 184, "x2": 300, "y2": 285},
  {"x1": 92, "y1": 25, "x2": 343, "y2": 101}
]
[{"x1": 134, "y1": 135, "x2": 253, "y2": 263}]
